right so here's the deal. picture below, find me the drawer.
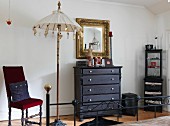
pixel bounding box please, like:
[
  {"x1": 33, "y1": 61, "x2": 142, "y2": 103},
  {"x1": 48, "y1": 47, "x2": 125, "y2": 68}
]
[
  {"x1": 82, "y1": 75, "x2": 119, "y2": 85},
  {"x1": 144, "y1": 94, "x2": 162, "y2": 98},
  {"x1": 80, "y1": 103, "x2": 120, "y2": 117},
  {"x1": 80, "y1": 109, "x2": 119, "y2": 119},
  {"x1": 82, "y1": 68, "x2": 120, "y2": 75},
  {"x1": 83, "y1": 84, "x2": 119, "y2": 95},
  {"x1": 145, "y1": 85, "x2": 162, "y2": 91},
  {"x1": 83, "y1": 94, "x2": 119, "y2": 105},
  {"x1": 81, "y1": 101, "x2": 119, "y2": 112}
]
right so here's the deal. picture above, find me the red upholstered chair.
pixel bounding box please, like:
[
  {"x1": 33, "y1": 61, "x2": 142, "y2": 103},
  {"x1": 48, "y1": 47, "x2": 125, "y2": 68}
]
[{"x1": 3, "y1": 66, "x2": 43, "y2": 126}]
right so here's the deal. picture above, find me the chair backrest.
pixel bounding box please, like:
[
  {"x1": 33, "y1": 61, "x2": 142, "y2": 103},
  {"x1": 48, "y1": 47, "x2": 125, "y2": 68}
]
[{"x1": 3, "y1": 66, "x2": 26, "y2": 97}]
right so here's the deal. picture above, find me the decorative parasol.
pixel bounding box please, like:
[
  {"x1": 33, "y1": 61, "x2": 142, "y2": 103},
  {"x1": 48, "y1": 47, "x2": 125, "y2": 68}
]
[{"x1": 33, "y1": 1, "x2": 81, "y2": 125}]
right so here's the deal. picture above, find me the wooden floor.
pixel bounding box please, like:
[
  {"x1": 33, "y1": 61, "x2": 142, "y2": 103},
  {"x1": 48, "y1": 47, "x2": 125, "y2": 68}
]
[{"x1": 1, "y1": 110, "x2": 170, "y2": 126}]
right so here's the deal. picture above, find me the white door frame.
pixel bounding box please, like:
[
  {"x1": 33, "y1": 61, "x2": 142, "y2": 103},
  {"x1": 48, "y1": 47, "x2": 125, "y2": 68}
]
[{"x1": 165, "y1": 31, "x2": 170, "y2": 111}]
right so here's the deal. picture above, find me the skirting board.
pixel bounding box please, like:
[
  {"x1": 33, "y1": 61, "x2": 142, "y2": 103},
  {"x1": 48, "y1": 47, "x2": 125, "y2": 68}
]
[{"x1": 0, "y1": 106, "x2": 74, "y2": 121}]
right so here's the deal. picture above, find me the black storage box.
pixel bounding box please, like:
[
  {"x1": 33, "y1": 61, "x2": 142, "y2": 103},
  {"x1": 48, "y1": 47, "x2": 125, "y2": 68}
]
[
  {"x1": 122, "y1": 93, "x2": 138, "y2": 116},
  {"x1": 145, "y1": 44, "x2": 153, "y2": 50},
  {"x1": 76, "y1": 61, "x2": 87, "y2": 67}
]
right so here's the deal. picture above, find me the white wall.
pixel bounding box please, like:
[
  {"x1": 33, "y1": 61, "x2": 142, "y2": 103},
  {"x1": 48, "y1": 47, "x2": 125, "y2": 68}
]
[
  {"x1": 156, "y1": 11, "x2": 170, "y2": 110},
  {"x1": 0, "y1": 0, "x2": 156, "y2": 120}
]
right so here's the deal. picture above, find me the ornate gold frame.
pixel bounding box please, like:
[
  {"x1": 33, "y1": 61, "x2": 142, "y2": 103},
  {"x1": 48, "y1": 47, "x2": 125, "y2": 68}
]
[{"x1": 76, "y1": 18, "x2": 110, "y2": 59}]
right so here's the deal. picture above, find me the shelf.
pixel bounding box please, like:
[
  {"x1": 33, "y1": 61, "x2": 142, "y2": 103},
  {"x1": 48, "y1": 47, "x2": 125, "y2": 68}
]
[
  {"x1": 147, "y1": 66, "x2": 160, "y2": 68},
  {"x1": 145, "y1": 100, "x2": 161, "y2": 105},
  {"x1": 145, "y1": 82, "x2": 162, "y2": 85},
  {"x1": 147, "y1": 58, "x2": 160, "y2": 60},
  {"x1": 147, "y1": 75, "x2": 160, "y2": 78},
  {"x1": 145, "y1": 91, "x2": 161, "y2": 95}
]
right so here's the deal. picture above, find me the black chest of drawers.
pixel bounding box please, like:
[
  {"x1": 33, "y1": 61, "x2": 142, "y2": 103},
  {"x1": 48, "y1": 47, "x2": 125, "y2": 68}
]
[{"x1": 74, "y1": 66, "x2": 122, "y2": 120}]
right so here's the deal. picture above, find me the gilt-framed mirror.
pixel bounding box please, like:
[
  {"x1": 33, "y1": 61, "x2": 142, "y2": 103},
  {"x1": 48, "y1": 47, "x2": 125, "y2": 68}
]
[{"x1": 76, "y1": 18, "x2": 110, "y2": 59}]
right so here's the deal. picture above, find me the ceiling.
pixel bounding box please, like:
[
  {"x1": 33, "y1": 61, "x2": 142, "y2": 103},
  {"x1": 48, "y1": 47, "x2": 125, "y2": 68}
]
[{"x1": 90, "y1": 0, "x2": 170, "y2": 14}]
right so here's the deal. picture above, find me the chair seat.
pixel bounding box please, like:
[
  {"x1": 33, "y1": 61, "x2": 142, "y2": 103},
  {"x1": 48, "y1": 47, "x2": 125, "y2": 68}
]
[{"x1": 10, "y1": 98, "x2": 43, "y2": 110}]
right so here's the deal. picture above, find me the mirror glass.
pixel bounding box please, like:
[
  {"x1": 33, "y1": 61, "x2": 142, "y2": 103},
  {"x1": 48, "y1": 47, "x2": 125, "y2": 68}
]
[
  {"x1": 76, "y1": 18, "x2": 110, "y2": 59},
  {"x1": 84, "y1": 26, "x2": 103, "y2": 52}
]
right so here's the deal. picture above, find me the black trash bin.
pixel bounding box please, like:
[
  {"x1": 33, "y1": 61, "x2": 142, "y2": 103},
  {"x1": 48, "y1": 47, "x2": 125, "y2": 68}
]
[{"x1": 122, "y1": 93, "x2": 138, "y2": 116}]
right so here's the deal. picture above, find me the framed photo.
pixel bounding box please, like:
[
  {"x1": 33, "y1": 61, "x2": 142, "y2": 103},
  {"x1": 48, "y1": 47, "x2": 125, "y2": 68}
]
[
  {"x1": 97, "y1": 57, "x2": 102, "y2": 64},
  {"x1": 94, "y1": 57, "x2": 102, "y2": 67},
  {"x1": 151, "y1": 62, "x2": 156, "y2": 67},
  {"x1": 104, "y1": 59, "x2": 113, "y2": 67},
  {"x1": 76, "y1": 61, "x2": 87, "y2": 67}
]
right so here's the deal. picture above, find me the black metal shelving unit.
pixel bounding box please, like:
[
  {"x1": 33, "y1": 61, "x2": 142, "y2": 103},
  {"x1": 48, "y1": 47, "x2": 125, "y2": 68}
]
[{"x1": 144, "y1": 49, "x2": 163, "y2": 112}]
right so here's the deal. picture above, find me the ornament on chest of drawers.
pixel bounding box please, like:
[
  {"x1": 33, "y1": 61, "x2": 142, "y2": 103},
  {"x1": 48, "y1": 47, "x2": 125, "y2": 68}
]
[
  {"x1": 94, "y1": 56, "x2": 102, "y2": 67},
  {"x1": 86, "y1": 45, "x2": 93, "y2": 67},
  {"x1": 104, "y1": 58, "x2": 113, "y2": 67}
]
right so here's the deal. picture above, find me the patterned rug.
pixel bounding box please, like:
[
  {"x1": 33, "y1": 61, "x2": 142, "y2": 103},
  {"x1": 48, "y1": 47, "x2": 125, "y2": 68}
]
[{"x1": 115, "y1": 116, "x2": 170, "y2": 126}]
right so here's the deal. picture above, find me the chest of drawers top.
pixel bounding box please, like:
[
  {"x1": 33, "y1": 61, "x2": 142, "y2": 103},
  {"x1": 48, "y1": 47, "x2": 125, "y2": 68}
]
[{"x1": 74, "y1": 66, "x2": 122, "y2": 75}]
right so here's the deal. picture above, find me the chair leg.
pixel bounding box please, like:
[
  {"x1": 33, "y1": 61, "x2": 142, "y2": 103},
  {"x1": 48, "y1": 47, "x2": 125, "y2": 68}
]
[
  {"x1": 8, "y1": 106, "x2": 11, "y2": 126},
  {"x1": 26, "y1": 109, "x2": 28, "y2": 118},
  {"x1": 21, "y1": 110, "x2": 24, "y2": 126},
  {"x1": 40, "y1": 105, "x2": 42, "y2": 126},
  {"x1": 25, "y1": 109, "x2": 28, "y2": 125}
]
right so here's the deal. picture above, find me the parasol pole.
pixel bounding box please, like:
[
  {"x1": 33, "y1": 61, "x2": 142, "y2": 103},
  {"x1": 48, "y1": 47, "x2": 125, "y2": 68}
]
[{"x1": 56, "y1": 24, "x2": 62, "y2": 120}]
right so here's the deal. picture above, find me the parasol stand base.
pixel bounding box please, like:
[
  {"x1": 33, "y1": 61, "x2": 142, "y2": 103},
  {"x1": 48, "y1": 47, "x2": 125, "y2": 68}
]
[{"x1": 50, "y1": 119, "x2": 67, "y2": 126}]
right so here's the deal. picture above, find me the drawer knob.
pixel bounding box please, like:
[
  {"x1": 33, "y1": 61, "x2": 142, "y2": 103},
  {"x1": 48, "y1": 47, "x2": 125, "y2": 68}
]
[
  {"x1": 89, "y1": 79, "x2": 92, "y2": 81},
  {"x1": 111, "y1": 88, "x2": 114, "y2": 90},
  {"x1": 89, "y1": 99, "x2": 92, "y2": 102},
  {"x1": 111, "y1": 98, "x2": 114, "y2": 100},
  {"x1": 89, "y1": 89, "x2": 92, "y2": 92},
  {"x1": 89, "y1": 70, "x2": 92, "y2": 73},
  {"x1": 111, "y1": 78, "x2": 114, "y2": 80},
  {"x1": 111, "y1": 70, "x2": 114, "y2": 72},
  {"x1": 88, "y1": 108, "x2": 92, "y2": 111}
]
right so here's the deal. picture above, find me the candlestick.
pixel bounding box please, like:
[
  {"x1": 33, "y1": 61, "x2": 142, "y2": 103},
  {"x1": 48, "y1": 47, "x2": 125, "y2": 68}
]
[
  {"x1": 109, "y1": 31, "x2": 113, "y2": 37},
  {"x1": 155, "y1": 36, "x2": 158, "y2": 49},
  {"x1": 109, "y1": 31, "x2": 113, "y2": 59}
]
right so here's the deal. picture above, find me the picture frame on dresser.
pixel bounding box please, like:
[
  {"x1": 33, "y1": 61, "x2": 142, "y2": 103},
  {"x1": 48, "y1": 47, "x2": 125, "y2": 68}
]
[
  {"x1": 76, "y1": 61, "x2": 87, "y2": 67},
  {"x1": 104, "y1": 59, "x2": 113, "y2": 67},
  {"x1": 94, "y1": 57, "x2": 103, "y2": 67}
]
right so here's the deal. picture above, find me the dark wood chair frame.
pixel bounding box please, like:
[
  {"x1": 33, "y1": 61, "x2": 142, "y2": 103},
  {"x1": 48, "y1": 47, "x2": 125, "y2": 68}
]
[{"x1": 3, "y1": 66, "x2": 43, "y2": 126}]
